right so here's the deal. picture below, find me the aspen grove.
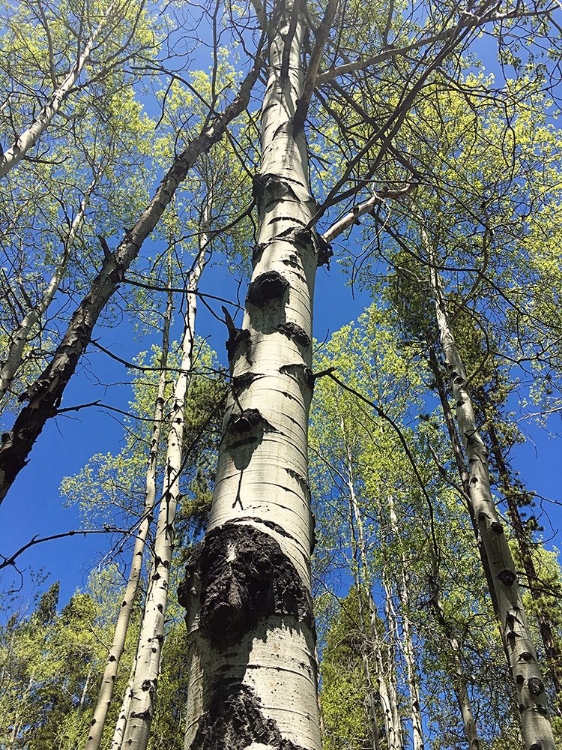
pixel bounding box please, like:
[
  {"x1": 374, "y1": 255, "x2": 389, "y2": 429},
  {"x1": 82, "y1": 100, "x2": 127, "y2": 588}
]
[{"x1": 1, "y1": 1, "x2": 562, "y2": 749}]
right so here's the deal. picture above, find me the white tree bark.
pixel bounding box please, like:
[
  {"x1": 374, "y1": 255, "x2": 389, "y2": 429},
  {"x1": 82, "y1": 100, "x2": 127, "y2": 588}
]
[
  {"x1": 121, "y1": 206, "x2": 210, "y2": 750},
  {"x1": 85, "y1": 258, "x2": 175, "y2": 750},
  {"x1": 0, "y1": 174, "x2": 98, "y2": 402},
  {"x1": 426, "y1": 230, "x2": 556, "y2": 750},
  {"x1": 337, "y1": 419, "x2": 402, "y2": 750},
  {"x1": 388, "y1": 496, "x2": 424, "y2": 750},
  {"x1": 110, "y1": 659, "x2": 136, "y2": 750},
  {"x1": 179, "y1": 4, "x2": 325, "y2": 747},
  {"x1": 0, "y1": 2, "x2": 116, "y2": 178}
]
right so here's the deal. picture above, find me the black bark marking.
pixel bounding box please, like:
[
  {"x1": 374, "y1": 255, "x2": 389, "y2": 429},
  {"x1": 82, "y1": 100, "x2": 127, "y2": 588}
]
[
  {"x1": 498, "y1": 569, "x2": 517, "y2": 586},
  {"x1": 226, "y1": 328, "x2": 251, "y2": 365},
  {"x1": 528, "y1": 677, "x2": 545, "y2": 696},
  {"x1": 518, "y1": 651, "x2": 535, "y2": 662},
  {"x1": 247, "y1": 271, "x2": 288, "y2": 307},
  {"x1": 232, "y1": 515, "x2": 294, "y2": 539},
  {"x1": 268, "y1": 216, "x2": 307, "y2": 228},
  {"x1": 491, "y1": 521, "x2": 504, "y2": 534},
  {"x1": 252, "y1": 242, "x2": 267, "y2": 264},
  {"x1": 178, "y1": 522, "x2": 313, "y2": 651},
  {"x1": 190, "y1": 683, "x2": 306, "y2": 749},
  {"x1": 277, "y1": 322, "x2": 311, "y2": 348},
  {"x1": 279, "y1": 363, "x2": 314, "y2": 390},
  {"x1": 282, "y1": 252, "x2": 300, "y2": 268},
  {"x1": 230, "y1": 408, "x2": 262, "y2": 434},
  {"x1": 131, "y1": 709, "x2": 152, "y2": 720},
  {"x1": 227, "y1": 408, "x2": 277, "y2": 438},
  {"x1": 231, "y1": 372, "x2": 263, "y2": 396},
  {"x1": 253, "y1": 172, "x2": 305, "y2": 211},
  {"x1": 316, "y1": 235, "x2": 333, "y2": 268},
  {"x1": 294, "y1": 227, "x2": 311, "y2": 241},
  {"x1": 284, "y1": 467, "x2": 310, "y2": 498}
]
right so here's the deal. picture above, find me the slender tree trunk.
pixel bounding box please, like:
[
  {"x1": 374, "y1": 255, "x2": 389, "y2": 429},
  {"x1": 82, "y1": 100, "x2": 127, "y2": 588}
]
[
  {"x1": 426, "y1": 231, "x2": 556, "y2": 750},
  {"x1": 111, "y1": 660, "x2": 136, "y2": 750},
  {"x1": 79, "y1": 664, "x2": 93, "y2": 712},
  {"x1": 343, "y1": 428, "x2": 400, "y2": 750},
  {"x1": 484, "y1": 411, "x2": 562, "y2": 707},
  {"x1": 427, "y1": 346, "x2": 500, "y2": 618},
  {"x1": 427, "y1": 579, "x2": 482, "y2": 749},
  {"x1": 0, "y1": 62, "x2": 259, "y2": 505},
  {"x1": 178, "y1": 4, "x2": 326, "y2": 746},
  {"x1": 387, "y1": 496, "x2": 424, "y2": 750},
  {"x1": 419, "y1": 362, "x2": 483, "y2": 748},
  {"x1": 0, "y1": 173, "x2": 98, "y2": 402},
  {"x1": 348, "y1": 528, "x2": 381, "y2": 750},
  {"x1": 0, "y1": 2, "x2": 115, "y2": 178},
  {"x1": 344, "y1": 450, "x2": 380, "y2": 750},
  {"x1": 85, "y1": 258, "x2": 175, "y2": 750},
  {"x1": 120, "y1": 206, "x2": 210, "y2": 750}
]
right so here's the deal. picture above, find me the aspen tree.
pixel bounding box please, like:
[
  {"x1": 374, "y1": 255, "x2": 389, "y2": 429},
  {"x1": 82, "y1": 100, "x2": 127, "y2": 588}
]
[
  {"x1": 425, "y1": 227, "x2": 557, "y2": 750},
  {"x1": 120, "y1": 198, "x2": 211, "y2": 750},
  {"x1": 473, "y1": 378, "x2": 562, "y2": 706},
  {"x1": 85, "y1": 253, "x2": 175, "y2": 750},
  {"x1": 178, "y1": 2, "x2": 337, "y2": 746},
  {"x1": 0, "y1": 62, "x2": 260, "y2": 504},
  {"x1": 387, "y1": 495, "x2": 425, "y2": 750},
  {"x1": 0, "y1": 171, "x2": 100, "y2": 402},
  {"x1": 0, "y1": 0, "x2": 153, "y2": 179}
]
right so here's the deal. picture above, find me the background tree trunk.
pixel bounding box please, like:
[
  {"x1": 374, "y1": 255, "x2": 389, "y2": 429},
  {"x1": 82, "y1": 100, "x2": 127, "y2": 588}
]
[
  {"x1": 426, "y1": 228, "x2": 556, "y2": 750},
  {"x1": 121, "y1": 204, "x2": 210, "y2": 750}
]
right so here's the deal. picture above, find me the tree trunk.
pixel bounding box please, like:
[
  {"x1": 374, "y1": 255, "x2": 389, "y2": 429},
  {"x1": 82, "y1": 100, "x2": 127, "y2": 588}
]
[
  {"x1": 343, "y1": 425, "x2": 400, "y2": 750},
  {"x1": 427, "y1": 345, "x2": 501, "y2": 618},
  {"x1": 0, "y1": 63, "x2": 259, "y2": 505},
  {"x1": 483, "y1": 409, "x2": 562, "y2": 708},
  {"x1": 427, "y1": 579, "x2": 482, "y2": 749},
  {"x1": 0, "y1": 2, "x2": 115, "y2": 178},
  {"x1": 121, "y1": 206, "x2": 210, "y2": 750},
  {"x1": 388, "y1": 495, "x2": 424, "y2": 750},
  {"x1": 85, "y1": 255, "x2": 175, "y2": 750},
  {"x1": 178, "y1": 4, "x2": 323, "y2": 747},
  {"x1": 111, "y1": 660, "x2": 136, "y2": 750},
  {"x1": 426, "y1": 231, "x2": 556, "y2": 750}
]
